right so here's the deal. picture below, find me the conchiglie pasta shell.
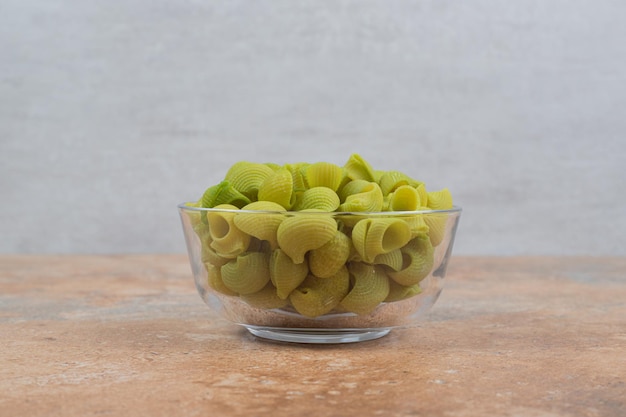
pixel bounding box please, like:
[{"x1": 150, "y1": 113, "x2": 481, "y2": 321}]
[
  {"x1": 184, "y1": 202, "x2": 203, "y2": 227},
  {"x1": 402, "y1": 214, "x2": 430, "y2": 238},
  {"x1": 416, "y1": 183, "x2": 428, "y2": 207},
  {"x1": 309, "y1": 230, "x2": 352, "y2": 278},
  {"x1": 388, "y1": 185, "x2": 421, "y2": 211},
  {"x1": 233, "y1": 202, "x2": 286, "y2": 249},
  {"x1": 338, "y1": 179, "x2": 371, "y2": 203},
  {"x1": 384, "y1": 280, "x2": 422, "y2": 302},
  {"x1": 351, "y1": 218, "x2": 412, "y2": 263},
  {"x1": 378, "y1": 171, "x2": 421, "y2": 196},
  {"x1": 344, "y1": 154, "x2": 376, "y2": 182},
  {"x1": 338, "y1": 182, "x2": 384, "y2": 212},
  {"x1": 423, "y1": 211, "x2": 448, "y2": 247},
  {"x1": 269, "y1": 249, "x2": 309, "y2": 299},
  {"x1": 201, "y1": 181, "x2": 251, "y2": 208},
  {"x1": 373, "y1": 249, "x2": 403, "y2": 271},
  {"x1": 388, "y1": 234, "x2": 434, "y2": 286},
  {"x1": 201, "y1": 243, "x2": 231, "y2": 267},
  {"x1": 221, "y1": 252, "x2": 271, "y2": 295},
  {"x1": 289, "y1": 267, "x2": 350, "y2": 318},
  {"x1": 240, "y1": 282, "x2": 288, "y2": 309},
  {"x1": 426, "y1": 188, "x2": 453, "y2": 210},
  {"x1": 284, "y1": 163, "x2": 309, "y2": 193},
  {"x1": 225, "y1": 161, "x2": 275, "y2": 200},
  {"x1": 305, "y1": 162, "x2": 345, "y2": 192},
  {"x1": 258, "y1": 168, "x2": 296, "y2": 209},
  {"x1": 340, "y1": 263, "x2": 390, "y2": 315},
  {"x1": 207, "y1": 205, "x2": 251, "y2": 258},
  {"x1": 293, "y1": 187, "x2": 340, "y2": 212},
  {"x1": 205, "y1": 263, "x2": 238, "y2": 296},
  {"x1": 277, "y1": 213, "x2": 337, "y2": 264}
]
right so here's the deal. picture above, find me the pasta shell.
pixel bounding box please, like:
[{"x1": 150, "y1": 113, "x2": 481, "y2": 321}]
[
  {"x1": 293, "y1": 187, "x2": 340, "y2": 212},
  {"x1": 388, "y1": 234, "x2": 434, "y2": 286},
  {"x1": 269, "y1": 249, "x2": 309, "y2": 299},
  {"x1": 387, "y1": 185, "x2": 421, "y2": 211},
  {"x1": 373, "y1": 249, "x2": 403, "y2": 271},
  {"x1": 338, "y1": 179, "x2": 372, "y2": 203},
  {"x1": 351, "y1": 218, "x2": 412, "y2": 263},
  {"x1": 426, "y1": 188, "x2": 453, "y2": 210},
  {"x1": 258, "y1": 168, "x2": 296, "y2": 209},
  {"x1": 402, "y1": 214, "x2": 430, "y2": 238},
  {"x1": 225, "y1": 161, "x2": 275, "y2": 200},
  {"x1": 416, "y1": 183, "x2": 428, "y2": 207},
  {"x1": 233, "y1": 202, "x2": 286, "y2": 249},
  {"x1": 201, "y1": 243, "x2": 231, "y2": 267},
  {"x1": 340, "y1": 262, "x2": 390, "y2": 315},
  {"x1": 384, "y1": 279, "x2": 422, "y2": 302},
  {"x1": 201, "y1": 181, "x2": 251, "y2": 208},
  {"x1": 184, "y1": 202, "x2": 203, "y2": 227},
  {"x1": 305, "y1": 162, "x2": 346, "y2": 192},
  {"x1": 240, "y1": 282, "x2": 288, "y2": 309},
  {"x1": 338, "y1": 182, "x2": 384, "y2": 212},
  {"x1": 277, "y1": 213, "x2": 337, "y2": 264},
  {"x1": 309, "y1": 230, "x2": 352, "y2": 278},
  {"x1": 378, "y1": 171, "x2": 421, "y2": 196},
  {"x1": 207, "y1": 204, "x2": 251, "y2": 258},
  {"x1": 343, "y1": 154, "x2": 376, "y2": 182},
  {"x1": 205, "y1": 263, "x2": 238, "y2": 296},
  {"x1": 264, "y1": 162, "x2": 282, "y2": 171},
  {"x1": 284, "y1": 163, "x2": 309, "y2": 193},
  {"x1": 289, "y1": 267, "x2": 350, "y2": 318},
  {"x1": 423, "y1": 211, "x2": 448, "y2": 247},
  {"x1": 221, "y1": 252, "x2": 271, "y2": 295}
]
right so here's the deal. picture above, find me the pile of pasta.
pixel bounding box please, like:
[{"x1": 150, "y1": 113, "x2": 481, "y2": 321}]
[{"x1": 189, "y1": 154, "x2": 454, "y2": 318}]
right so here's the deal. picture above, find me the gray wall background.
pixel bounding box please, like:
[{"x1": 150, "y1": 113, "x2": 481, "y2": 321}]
[{"x1": 1, "y1": 0, "x2": 625, "y2": 255}]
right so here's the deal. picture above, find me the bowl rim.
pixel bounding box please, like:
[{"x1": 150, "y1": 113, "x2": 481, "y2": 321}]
[{"x1": 177, "y1": 202, "x2": 462, "y2": 216}]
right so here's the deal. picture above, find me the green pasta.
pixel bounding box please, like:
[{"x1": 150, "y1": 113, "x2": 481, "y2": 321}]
[
  {"x1": 386, "y1": 185, "x2": 421, "y2": 211},
  {"x1": 191, "y1": 153, "x2": 455, "y2": 317},
  {"x1": 351, "y1": 217, "x2": 412, "y2": 263},
  {"x1": 344, "y1": 153, "x2": 376, "y2": 182},
  {"x1": 232, "y1": 201, "x2": 286, "y2": 249},
  {"x1": 269, "y1": 249, "x2": 309, "y2": 299},
  {"x1": 338, "y1": 182, "x2": 384, "y2": 212},
  {"x1": 221, "y1": 251, "x2": 271, "y2": 295},
  {"x1": 378, "y1": 171, "x2": 422, "y2": 196},
  {"x1": 258, "y1": 168, "x2": 296, "y2": 209},
  {"x1": 304, "y1": 162, "x2": 346, "y2": 192},
  {"x1": 207, "y1": 204, "x2": 251, "y2": 258},
  {"x1": 340, "y1": 262, "x2": 390, "y2": 315},
  {"x1": 293, "y1": 187, "x2": 340, "y2": 212},
  {"x1": 308, "y1": 229, "x2": 352, "y2": 278},
  {"x1": 289, "y1": 267, "x2": 350, "y2": 317},
  {"x1": 225, "y1": 161, "x2": 275, "y2": 200},
  {"x1": 388, "y1": 234, "x2": 434, "y2": 286},
  {"x1": 276, "y1": 213, "x2": 337, "y2": 264},
  {"x1": 201, "y1": 181, "x2": 251, "y2": 208},
  {"x1": 206, "y1": 263, "x2": 238, "y2": 296},
  {"x1": 384, "y1": 279, "x2": 422, "y2": 302},
  {"x1": 240, "y1": 282, "x2": 288, "y2": 309},
  {"x1": 373, "y1": 249, "x2": 404, "y2": 271}
]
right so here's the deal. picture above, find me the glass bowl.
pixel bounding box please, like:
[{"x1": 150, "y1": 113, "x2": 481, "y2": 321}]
[{"x1": 178, "y1": 204, "x2": 461, "y2": 344}]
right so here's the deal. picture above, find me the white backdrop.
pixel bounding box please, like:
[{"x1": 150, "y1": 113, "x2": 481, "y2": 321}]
[{"x1": 2, "y1": 0, "x2": 625, "y2": 255}]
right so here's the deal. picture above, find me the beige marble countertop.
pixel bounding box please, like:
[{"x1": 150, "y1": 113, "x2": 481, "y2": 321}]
[{"x1": 1, "y1": 255, "x2": 624, "y2": 416}]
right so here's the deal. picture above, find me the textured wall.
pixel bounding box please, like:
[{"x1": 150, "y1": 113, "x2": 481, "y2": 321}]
[{"x1": 1, "y1": 0, "x2": 625, "y2": 255}]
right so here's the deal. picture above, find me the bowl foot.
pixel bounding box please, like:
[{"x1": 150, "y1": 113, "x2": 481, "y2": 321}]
[{"x1": 243, "y1": 326, "x2": 392, "y2": 344}]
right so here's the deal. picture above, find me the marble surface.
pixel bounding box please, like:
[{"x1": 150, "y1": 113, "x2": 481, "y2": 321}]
[{"x1": 1, "y1": 255, "x2": 625, "y2": 416}]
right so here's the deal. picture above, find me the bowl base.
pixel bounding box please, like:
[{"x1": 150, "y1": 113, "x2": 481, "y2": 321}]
[{"x1": 243, "y1": 326, "x2": 392, "y2": 344}]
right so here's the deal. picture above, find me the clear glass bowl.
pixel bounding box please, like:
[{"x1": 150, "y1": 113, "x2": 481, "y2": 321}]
[{"x1": 178, "y1": 204, "x2": 461, "y2": 344}]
